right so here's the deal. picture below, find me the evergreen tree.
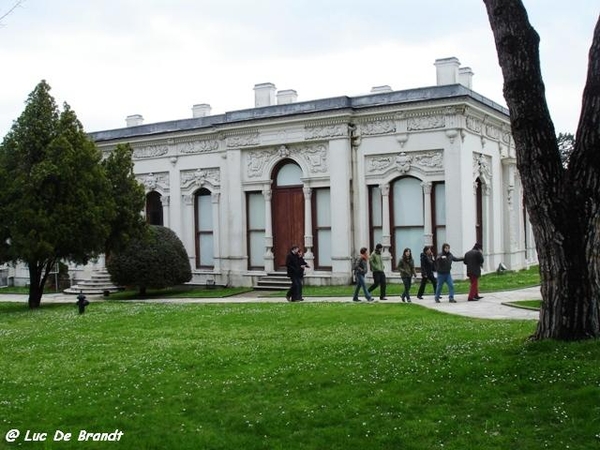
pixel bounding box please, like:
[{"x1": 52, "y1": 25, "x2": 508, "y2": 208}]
[
  {"x1": 102, "y1": 143, "x2": 147, "y2": 257},
  {"x1": 0, "y1": 81, "x2": 116, "y2": 308}
]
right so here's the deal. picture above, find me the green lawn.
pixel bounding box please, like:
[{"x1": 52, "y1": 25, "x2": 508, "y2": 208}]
[{"x1": 0, "y1": 299, "x2": 597, "y2": 450}]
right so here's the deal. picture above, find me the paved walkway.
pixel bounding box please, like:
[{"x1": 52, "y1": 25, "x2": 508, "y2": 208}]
[{"x1": 0, "y1": 286, "x2": 542, "y2": 320}]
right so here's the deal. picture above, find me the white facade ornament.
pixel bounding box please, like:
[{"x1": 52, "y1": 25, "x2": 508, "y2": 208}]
[
  {"x1": 144, "y1": 173, "x2": 158, "y2": 191},
  {"x1": 300, "y1": 144, "x2": 328, "y2": 173},
  {"x1": 305, "y1": 124, "x2": 348, "y2": 140},
  {"x1": 226, "y1": 132, "x2": 260, "y2": 148},
  {"x1": 180, "y1": 168, "x2": 220, "y2": 190},
  {"x1": 278, "y1": 145, "x2": 290, "y2": 158},
  {"x1": 407, "y1": 115, "x2": 445, "y2": 130},
  {"x1": 247, "y1": 150, "x2": 273, "y2": 178},
  {"x1": 133, "y1": 145, "x2": 169, "y2": 159},
  {"x1": 466, "y1": 116, "x2": 483, "y2": 133},
  {"x1": 396, "y1": 133, "x2": 409, "y2": 148},
  {"x1": 178, "y1": 139, "x2": 220, "y2": 154},
  {"x1": 413, "y1": 151, "x2": 443, "y2": 170},
  {"x1": 396, "y1": 152, "x2": 413, "y2": 174},
  {"x1": 359, "y1": 120, "x2": 396, "y2": 136},
  {"x1": 369, "y1": 156, "x2": 394, "y2": 173}
]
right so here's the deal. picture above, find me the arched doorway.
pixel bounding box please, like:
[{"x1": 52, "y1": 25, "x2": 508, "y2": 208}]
[
  {"x1": 146, "y1": 191, "x2": 163, "y2": 226},
  {"x1": 272, "y1": 161, "x2": 304, "y2": 270}
]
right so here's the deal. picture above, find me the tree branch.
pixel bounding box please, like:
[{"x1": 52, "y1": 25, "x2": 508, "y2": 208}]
[{"x1": 0, "y1": 0, "x2": 24, "y2": 25}]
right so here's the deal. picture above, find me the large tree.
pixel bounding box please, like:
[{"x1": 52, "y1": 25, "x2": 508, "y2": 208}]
[
  {"x1": 0, "y1": 80, "x2": 116, "y2": 308},
  {"x1": 483, "y1": 1, "x2": 600, "y2": 340},
  {"x1": 101, "y1": 143, "x2": 147, "y2": 257}
]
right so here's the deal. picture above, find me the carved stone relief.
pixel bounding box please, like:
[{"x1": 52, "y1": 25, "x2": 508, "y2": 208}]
[
  {"x1": 133, "y1": 145, "x2": 169, "y2": 159},
  {"x1": 473, "y1": 154, "x2": 492, "y2": 182},
  {"x1": 246, "y1": 144, "x2": 329, "y2": 179},
  {"x1": 407, "y1": 115, "x2": 445, "y2": 131},
  {"x1": 367, "y1": 150, "x2": 444, "y2": 175},
  {"x1": 226, "y1": 132, "x2": 260, "y2": 148},
  {"x1": 137, "y1": 172, "x2": 170, "y2": 192},
  {"x1": 358, "y1": 120, "x2": 396, "y2": 136},
  {"x1": 178, "y1": 139, "x2": 220, "y2": 154},
  {"x1": 305, "y1": 124, "x2": 348, "y2": 140},
  {"x1": 181, "y1": 168, "x2": 220, "y2": 190}
]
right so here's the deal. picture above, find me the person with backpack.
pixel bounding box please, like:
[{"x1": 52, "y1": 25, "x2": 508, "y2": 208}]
[{"x1": 352, "y1": 247, "x2": 374, "y2": 302}]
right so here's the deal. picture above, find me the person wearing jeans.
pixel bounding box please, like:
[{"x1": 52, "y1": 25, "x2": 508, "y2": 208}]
[
  {"x1": 434, "y1": 243, "x2": 463, "y2": 303},
  {"x1": 353, "y1": 247, "x2": 373, "y2": 302}
]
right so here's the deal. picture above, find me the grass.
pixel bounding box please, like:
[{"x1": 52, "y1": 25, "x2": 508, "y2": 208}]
[
  {"x1": 506, "y1": 300, "x2": 542, "y2": 310},
  {"x1": 0, "y1": 299, "x2": 598, "y2": 450}
]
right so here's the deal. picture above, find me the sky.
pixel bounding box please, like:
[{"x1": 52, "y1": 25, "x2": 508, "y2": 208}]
[{"x1": 0, "y1": 0, "x2": 597, "y2": 138}]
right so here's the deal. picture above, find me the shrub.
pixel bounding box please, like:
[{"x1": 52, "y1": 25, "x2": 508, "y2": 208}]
[{"x1": 107, "y1": 225, "x2": 191, "y2": 295}]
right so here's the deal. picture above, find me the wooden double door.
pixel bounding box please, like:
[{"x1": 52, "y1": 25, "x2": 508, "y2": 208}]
[{"x1": 272, "y1": 186, "x2": 305, "y2": 270}]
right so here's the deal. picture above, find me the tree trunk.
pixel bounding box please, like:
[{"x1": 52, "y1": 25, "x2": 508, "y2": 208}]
[
  {"x1": 483, "y1": 0, "x2": 600, "y2": 340},
  {"x1": 28, "y1": 263, "x2": 43, "y2": 309}
]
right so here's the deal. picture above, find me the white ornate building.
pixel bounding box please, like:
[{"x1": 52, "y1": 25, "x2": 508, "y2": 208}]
[{"x1": 1, "y1": 57, "x2": 537, "y2": 288}]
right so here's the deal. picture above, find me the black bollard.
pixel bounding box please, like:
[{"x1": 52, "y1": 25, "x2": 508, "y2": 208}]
[{"x1": 76, "y1": 291, "x2": 89, "y2": 314}]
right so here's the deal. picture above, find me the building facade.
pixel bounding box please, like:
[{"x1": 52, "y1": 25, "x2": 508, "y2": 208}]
[{"x1": 1, "y1": 57, "x2": 538, "y2": 288}]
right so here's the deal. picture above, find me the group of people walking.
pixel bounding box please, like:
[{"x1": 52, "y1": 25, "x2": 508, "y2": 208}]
[
  {"x1": 286, "y1": 242, "x2": 484, "y2": 303},
  {"x1": 352, "y1": 242, "x2": 484, "y2": 303}
]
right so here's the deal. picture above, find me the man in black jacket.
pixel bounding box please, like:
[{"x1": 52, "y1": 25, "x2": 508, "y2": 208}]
[
  {"x1": 285, "y1": 245, "x2": 304, "y2": 302},
  {"x1": 464, "y1": 243, "x2": 484, "y2": 301}
]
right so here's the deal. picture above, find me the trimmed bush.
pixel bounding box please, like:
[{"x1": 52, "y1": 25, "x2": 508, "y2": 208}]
[{"x1": 107, "y1": 225, "x2": 191, "y2": 294}]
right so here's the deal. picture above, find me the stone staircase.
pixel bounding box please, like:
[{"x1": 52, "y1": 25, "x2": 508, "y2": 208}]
[
  {"x1": 63, "y1": 269, "x2": 121, "y2": 295},
  {"x1": 254, "y1": 272, "x2": 291, "y2": 291}
]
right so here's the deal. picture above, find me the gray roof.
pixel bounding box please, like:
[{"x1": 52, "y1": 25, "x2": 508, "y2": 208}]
[{"x1": 89, "y1": 84, "x2": 509, "y2": 143}]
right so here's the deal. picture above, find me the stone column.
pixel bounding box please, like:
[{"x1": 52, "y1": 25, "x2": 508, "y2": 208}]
[
  {"x1": 160, "y1": 195, "x2": 170, "y2": 228},
  {"x1": 303, "y1": 186, "x2": 314, "y2": 264},
  {"x1": 211, "y1": 192, "x2": 221, "y2": 272},
  {"x1": 422, "y1": 181, "x2": 433, "y2": 246},
  {"x1": 263, "y1": 187, "x2": 274, "y2": 272},
  {"x1": 380, "y1": 183, "x2": 393, "y2": 272},
  {"x1": 182, "y1": 194, "x2": 196, "y2": 269}
]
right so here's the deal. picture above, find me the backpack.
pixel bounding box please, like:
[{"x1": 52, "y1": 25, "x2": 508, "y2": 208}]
[{"x1": 352, "y1": 255, "x2": 362, "y2": 272}]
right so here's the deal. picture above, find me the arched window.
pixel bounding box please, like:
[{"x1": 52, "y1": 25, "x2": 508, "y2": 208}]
[
  {"x1": 195, "y1": 188, "x2": 214, "y2": 268},
  {"x1": 146, "y1": 191, "x2": 163, "y2": 226},
  {"x1": 276, "y1": 163, "x2": 303, "y2": 186},
  {"x1": 391, "y1": 177, "x2": 424, "y2": 265}
]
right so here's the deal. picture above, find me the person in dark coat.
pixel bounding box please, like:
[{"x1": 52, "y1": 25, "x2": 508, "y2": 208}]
[
  {"x1": 417, "y1": 246, "x2": 437, "y2": 299},
  {"x1": 285, "y1": 245, "x2": 304, "y2": 302},
  {"x1": 464, "y1": 243, "x2": 484, "y2": 301}
]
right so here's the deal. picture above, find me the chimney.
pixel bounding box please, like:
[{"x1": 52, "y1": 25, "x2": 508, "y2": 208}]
[
  {"x1": 370, "y1": 85, "x2": 393, "y2": 94},
  {"x1": 276, "y1": 89, "x2": 298, "y2": 105},
  {"x1": 125, "y1": 114, "x2": 144, "y2": 127},
  {"x1": 459, "y1": 67, "x2": 474, "y2": 89},
  {"x1": 434, "y1": 57, "x2": 460, "y2": 85},
  {"x1": 254, "y1": 82, "x2": 276, "y2": 107},
  {"x1": 192, "y1": 103, "x2": 212, "y2": 118}
]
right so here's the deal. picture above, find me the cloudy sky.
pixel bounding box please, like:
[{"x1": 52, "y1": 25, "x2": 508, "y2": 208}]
[{"x1": 0, "y1": 0, "x2": 597, "y2": 138}]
